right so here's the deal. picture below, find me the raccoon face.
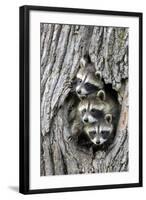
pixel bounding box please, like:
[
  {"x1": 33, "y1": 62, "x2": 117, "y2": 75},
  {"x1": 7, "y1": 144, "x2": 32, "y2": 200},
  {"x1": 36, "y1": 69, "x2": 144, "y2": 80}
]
[
  {"x1": 84, "y1": 114, "x2": 113, "y2": 146},
  {"x1": 75, "y1": 57, "x2": 104, "y2": 98},
  {"x1": 78, "y1": 93, "x2": 106, "y2": 124}
]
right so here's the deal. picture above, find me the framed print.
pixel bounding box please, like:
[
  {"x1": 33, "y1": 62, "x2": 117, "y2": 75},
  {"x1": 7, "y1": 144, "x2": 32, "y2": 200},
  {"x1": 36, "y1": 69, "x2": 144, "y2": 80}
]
[{"x1": 19, "y1": 5, "x2": 143, "y2": 194}]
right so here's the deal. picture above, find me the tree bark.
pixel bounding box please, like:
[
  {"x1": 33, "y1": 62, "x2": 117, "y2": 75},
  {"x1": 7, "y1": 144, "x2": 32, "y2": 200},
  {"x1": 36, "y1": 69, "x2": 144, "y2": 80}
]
[{"x1": 40, "y1": 24, "x2": 129, "y2": 176}]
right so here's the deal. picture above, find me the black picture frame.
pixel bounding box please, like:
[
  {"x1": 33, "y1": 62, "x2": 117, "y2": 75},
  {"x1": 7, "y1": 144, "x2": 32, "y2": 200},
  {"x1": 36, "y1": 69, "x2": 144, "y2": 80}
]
[{"x1": 19, "y1": 5, "x2": 143, "y2": 194}]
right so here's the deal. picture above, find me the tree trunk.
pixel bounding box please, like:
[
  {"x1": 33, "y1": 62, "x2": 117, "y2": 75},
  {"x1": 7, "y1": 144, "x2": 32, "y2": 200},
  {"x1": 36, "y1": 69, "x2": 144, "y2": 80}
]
[{"x1": 40, "y1": 24, "x2": 129, "y2": 176}]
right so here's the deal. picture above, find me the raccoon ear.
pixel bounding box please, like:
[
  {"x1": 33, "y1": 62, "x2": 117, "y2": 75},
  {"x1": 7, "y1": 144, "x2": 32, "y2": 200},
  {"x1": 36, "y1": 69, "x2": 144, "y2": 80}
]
[
  {"x1": 97, "y1": 90, "x2": 106, "y2": 101},
  {"x1": 80, "y1": 57, "x2": 87, "y2": 68},
  {"x1": 105, "y1": 114, "x2": 112, "y2": 124},
  {"x1": 95, "y1": 71, "x2": 102, "y2": 80}
]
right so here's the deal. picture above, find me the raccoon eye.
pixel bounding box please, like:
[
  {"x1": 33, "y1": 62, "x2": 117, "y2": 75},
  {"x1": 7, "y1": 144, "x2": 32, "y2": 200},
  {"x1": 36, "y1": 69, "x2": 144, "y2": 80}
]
[
  {"x1": 100, "y1": 130, "x2": 109, "y2": 138},
  {"x1": 82, "y1": 109, "x2": 86, "y2": 114},
  {"x1": 84, "y1": 82, "x2": 98, "y2": 92},
  {"x1": 91, "y1": 131, "x2": 96, "y2": 135},
  {"x1": 89, "y1": 131, "x2": 96, "y2": 138},
  {"x1": 77, "y1": 78, "x2": 82, "y2": 83},
  {"x1": 91, "y1": 109, "x2": 104, "y2": 118},
  {"x1": 91, "y1": 108, "x2": 96, "y2": 113}
]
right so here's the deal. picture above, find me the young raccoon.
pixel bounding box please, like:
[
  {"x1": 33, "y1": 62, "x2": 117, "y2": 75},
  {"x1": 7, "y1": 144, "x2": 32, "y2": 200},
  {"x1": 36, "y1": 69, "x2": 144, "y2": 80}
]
[
  {"x1": 84, "y1": 114, "x2": 114, "y2": 146},
  {"x1": 69, "y1": 87, "x2": 120, "y2": 143},
  {"x1": 78, "y1": 89, "x2": 120, "y2": 125},
  {"x1": 69, "y1": 90, "x2": 107, "y2": 141},
  {"x1": 75, "y1": 55, "x2": 104, "y2": 99},
  {"x1": 78, "y1": 91, "x2": 105, "y2": 124}
]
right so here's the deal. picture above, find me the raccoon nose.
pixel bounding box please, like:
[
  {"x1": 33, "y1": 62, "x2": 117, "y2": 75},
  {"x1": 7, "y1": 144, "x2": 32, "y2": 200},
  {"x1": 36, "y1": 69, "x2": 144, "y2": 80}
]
[
  {"x1": 77, "y1": 90, "x2": 81, "y2": 94},
  {"x1": 96, "y1": 141, "x2": 100, "y2": 145},
  {"x1": 84, "y1": 118, "x2": 88, "y2": 123}
]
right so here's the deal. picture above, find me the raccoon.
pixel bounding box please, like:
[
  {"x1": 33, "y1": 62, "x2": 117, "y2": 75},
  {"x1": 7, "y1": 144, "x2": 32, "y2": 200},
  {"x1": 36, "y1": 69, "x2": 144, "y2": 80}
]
[
  {"x1": 69, "y1": 88, "x2": 120, "y2": 141},
  {"x1": 68, "y1": 90, "x2": 107, "y2": 141},
  {"x1": 77, "y1": 89, "x2": 119, "y2": 125},
  {"x1": 84, "y1": 114, "x2": 114, "y2": 146},
  {"x1": 75, "y1": 55, "x2": 104, "y2": 99}
]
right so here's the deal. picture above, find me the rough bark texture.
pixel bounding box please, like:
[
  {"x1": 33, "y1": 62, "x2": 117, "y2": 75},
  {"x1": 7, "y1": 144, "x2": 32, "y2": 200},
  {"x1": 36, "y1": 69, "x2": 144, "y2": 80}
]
[{"x1": 40, "y1": 24, "x2": 129, "y2": 176}]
